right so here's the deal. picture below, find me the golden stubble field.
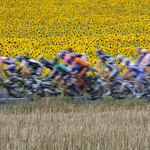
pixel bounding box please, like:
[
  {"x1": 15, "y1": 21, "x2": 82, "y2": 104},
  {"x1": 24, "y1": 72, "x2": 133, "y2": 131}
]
[{"x1": 1, "y1": 99, "x2": 150, "y2": 150}]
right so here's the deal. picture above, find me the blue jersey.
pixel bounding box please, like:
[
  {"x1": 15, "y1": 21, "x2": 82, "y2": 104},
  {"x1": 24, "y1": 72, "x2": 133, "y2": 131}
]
[
  {"x1": 128, "y1": 63, "x2": 145, "y2": 73},
  {"x1": 41, "y1": 60, "x2": 54, "y2": 70},
  {"x1": 99, "y1": 54, "x2": 115, "y2": 63},
  {"x1": 135, "y1": 55, "x2": 143, "y2": 65}
]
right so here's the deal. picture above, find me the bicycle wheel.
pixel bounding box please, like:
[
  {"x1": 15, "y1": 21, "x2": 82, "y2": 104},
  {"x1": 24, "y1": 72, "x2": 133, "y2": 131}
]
[
  {"x1": 94, "y1": 82, "x2": 107, "y2": 100},
  {"x1": 7, "y1": 78, "x2": 27, "y2": 98},
  {"x1": 66, "y1": 82, "x2": 83, "y2": 97}
]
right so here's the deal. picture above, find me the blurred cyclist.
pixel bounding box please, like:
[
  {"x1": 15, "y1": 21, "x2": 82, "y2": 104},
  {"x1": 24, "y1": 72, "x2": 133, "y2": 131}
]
[
  {"x1": 0, "y1": 56, "x2": 17, "y2": 77},
  {"x1": 98, "y1": 55, "x2": 119, "y2": 96}
]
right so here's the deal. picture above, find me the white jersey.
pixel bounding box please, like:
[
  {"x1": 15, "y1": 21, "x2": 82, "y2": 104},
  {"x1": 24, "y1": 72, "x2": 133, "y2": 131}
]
[
  {"x1": 21, "y1": 59, "x2": 43, "y2": 69},
  {"x1": 128, "y1": 61, "x2": 135, "y2": 68},
  {"x1": 127, "y1": 61, "x2": 144, "y2": 72},
  {"x1": 139, "y1": 53, "x2": 150, "y2": 68},
  {"x1": 21, "y1": 60, "x2": 29, "y2": 68},
  {"x1": 81, "y1": 53, "x2": 87, "y2": 60},
  {"x1": 121, "y1": 59, "x2": 126, "y2": 66},
  {"x1": 0, "y1": 57, "x2": 15, "y2": 64},
  {"x1": 122, "y1": 59, "x2": 135, "y2": 66}
]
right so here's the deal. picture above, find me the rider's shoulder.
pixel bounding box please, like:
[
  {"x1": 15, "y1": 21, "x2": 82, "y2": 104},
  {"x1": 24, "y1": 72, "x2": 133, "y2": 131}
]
[
  {"x1": 146, "y1": 53, "x2": 150, "y2": 57},
  {"x1": 28, "y1": 59, "x2": 36, "y2": 62},
  {"x1": 0, "y1": 57, "x2": 8, "y2": 59}
]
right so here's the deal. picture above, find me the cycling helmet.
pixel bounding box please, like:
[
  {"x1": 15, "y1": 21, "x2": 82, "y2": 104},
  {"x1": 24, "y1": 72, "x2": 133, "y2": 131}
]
[
  {"x1": 140, "y1": 49, "x2": 148, "y2": 54},
  {"x1": 124, "y1": 58, "x2": 131, "y2": 63},
  {"x1": 52, "y1": 57, "x2": 59, "y2": 62},
  {"x1": 99, "y1": 55, "x2": 106, "y2": 60},
  {"x1": 24, "y1": 54, "x2": 30, "y2": 59},
  {"x1": 37, "y1": 55, "x2": 44, "y2": 61},
  {"x1": 57, "y1": 52, "x2": 65, "y2": 58},
  {"x1": 66, "y1": 48, "x2": 73, "y2": 52},
  {"x1": 96, "y1": 49, "x2": 102, "y2": 54},
  {"x1": 59, "y1": 49, "x2": 66, "y2": 53},
  {"x1": 74, "y1": 53, "x2": 81, "y2": 57},
  {"x1": 116, "y1": 55, "x2": 124, "y2": 60},
  {"x1": 136, "y1": 47, "x2": 142, "y2": 51},
  {"x1": 70, "y1": 53, "x2": 76, "y2": 58},
  {"x1": 81, "y1": 53, "x2": 86, "y2": 56},
  {"x1": 16, "y1": 55, "x2": 23, "y2": 61}
]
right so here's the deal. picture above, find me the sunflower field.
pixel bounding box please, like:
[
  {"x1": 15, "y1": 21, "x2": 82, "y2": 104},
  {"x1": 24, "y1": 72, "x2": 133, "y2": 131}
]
[{"x1": 0, "y1": 0, "x2": 150, "y2": 74}]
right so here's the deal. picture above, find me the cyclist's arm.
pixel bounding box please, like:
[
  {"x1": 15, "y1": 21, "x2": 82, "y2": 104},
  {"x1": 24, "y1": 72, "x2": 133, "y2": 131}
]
[
  {"x1": 20, "y1": 66, "x2": 27, "y2": 74},
  {"x1": 62, "y1": 61, "x2": 70, "y2": 66},
  {"x1": 120, "y1": 68, "x2": 131, "y2": 78},
  {"x1": 20, "y1": 66, "x2": 34, "y2": 78},
  {"x1": 38, "y1": 66, "x2": 44, "y2": 74},
  {"x1": 70, "y1": 64, "x2": 76, "y2": 69},
  {"x1": 97, "y1": 66, "x2": 105, "y2": 75},
  {"x1": 95, "y1": 59, "x2": 102, "y2": 69},
  {"x1": 49, "y1": 69, "x2": 57, "y2": 78},
  {"x1": 118, "y1": 65, "x2": 124, "y2": 72}
]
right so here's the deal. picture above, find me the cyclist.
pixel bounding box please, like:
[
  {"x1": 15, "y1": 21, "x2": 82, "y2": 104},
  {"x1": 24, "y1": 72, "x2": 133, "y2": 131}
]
[
  {"x1": 57, "y1": 52, "x2": 82, "y2": 74},
  {"x1": 139, "y1": 49, "x2": 150, "y2": 70},
  {"x1": 37, "y1": 55, "x2": 58, "y2": 78},
  {"x1": 122, "y1": 49, "x2": 150, "y2": 81},
  {"x1": 65, "y1": 48, "x2": 79, "y2": 59},
  {"x1": 116, "y1": 54, "x2": 134, "y2": 79},
  {"x1": 135, "y1": 47, "x2": 143, "y2": 65},
  {"x1": 59, "y1": 49, "x2": 66, "y2": 54},
  {"x1": 65, "y1": 47, "x2": 87, "y2": 60},
  {"x1": 94, "y1": 49, "x2": 115, "y2": 70},
  {"x1": 98, "y1": 55, "x2": 119, "y2": 96},
  {"x1": 37, "y1": 55, "x2": 54, "y2": 70},
  {"x1": 69, "y1": 53, "x2": 90, "y2": 91},
  {"x1": 66, "y1": 48, "x2": 73, "y2": 54},
  {"x1": 116, "y1": 55, "x2": 125, "y2": 72},
  {"x1": 123, "y1": 58, "x2": 145, "y2": 98},
  {"x1": 58, "y1": 51, "x2": 72, "y2": 66},
  {"x1": 20, "y1": 54, "x2": 44, "y2": 80},
  {"x1": 120, "y1": 59, "x2": 135, "y2": 81},
  {"x1": 16, "y1": 55, "x2": 24, "y2": 63},
  {"x1": 46, "y1": 57, "x2": 71, "y2": 92},
  {"x1": 0, "y1": 57, "x2": 17, "y2": 77},
  {"x1": 94, "y1": 49, "x2": 115, "y2": 76},
  {"x1": 80, "y1": 53, "x2": 87, "y2": 60}
]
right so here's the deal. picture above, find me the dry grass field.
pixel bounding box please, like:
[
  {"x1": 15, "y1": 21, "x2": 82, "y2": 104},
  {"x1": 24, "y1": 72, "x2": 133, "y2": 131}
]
[{"x1": 1, "y1": 98, "x2": 150, "y2": 150}]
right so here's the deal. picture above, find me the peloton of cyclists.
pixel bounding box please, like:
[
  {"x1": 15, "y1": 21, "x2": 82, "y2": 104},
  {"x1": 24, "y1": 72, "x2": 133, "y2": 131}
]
[{"x1": 1, "y1": 46, "x2": 150, "y2": 99}]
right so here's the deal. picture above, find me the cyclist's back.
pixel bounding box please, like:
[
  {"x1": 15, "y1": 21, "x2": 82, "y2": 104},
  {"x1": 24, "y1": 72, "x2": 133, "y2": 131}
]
[
  {"x1": 72, "y1": 57, "x2": 90, "y2": 67},
  {"x1": 0, "y1": 57, "x2": 16, "y2": 74},
  {"x1": 28, "y1": 59, "x2": 43, "y2": 70},
  {"x1": 21, "y1": 59, "x2": 43, "y2": 69},
  {"x1": 99, "y1": 54, "x2": 115, "y2": 63},
  {"x1": 0, "y1": 57, "x2": 15, "y2": 64},
  {"x1": 41, "y1": 60, "x2": 54, "y2": 70},
  {"x1": 54, "y1": 63, "x2": 70, "y2": 74},
  {"x1": 139, "y1": 49, "x2": 150, "y2": 68}
]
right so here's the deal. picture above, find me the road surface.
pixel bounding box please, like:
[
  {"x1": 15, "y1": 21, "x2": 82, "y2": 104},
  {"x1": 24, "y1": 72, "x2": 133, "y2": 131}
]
[{"x1": 0, "y1": 91, "x2": 102, "y2": 106}]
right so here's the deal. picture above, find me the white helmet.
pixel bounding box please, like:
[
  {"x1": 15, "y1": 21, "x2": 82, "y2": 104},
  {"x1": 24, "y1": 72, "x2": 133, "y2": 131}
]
[
  {"x1": 57, "y1": 52, "x2": 65, "y2": 58},
  {"x1": 70, "y1": 53, "x2": 76, "y2": 58},
  {"x1": 81, "y1": 53, "x2": 86, "y2": 56},
  {"x1": 124, "y1": 58, "x2": 131, "y2": 63},
  {"x1": 140, "y1": 49, "x2": 148, "y2": 54},
  {"x1": 59, "y1": 49, "x2": 66, "y2": 53},
  {"x1": 116, "y1": 55, "x2": 124, "y2": 60}
]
